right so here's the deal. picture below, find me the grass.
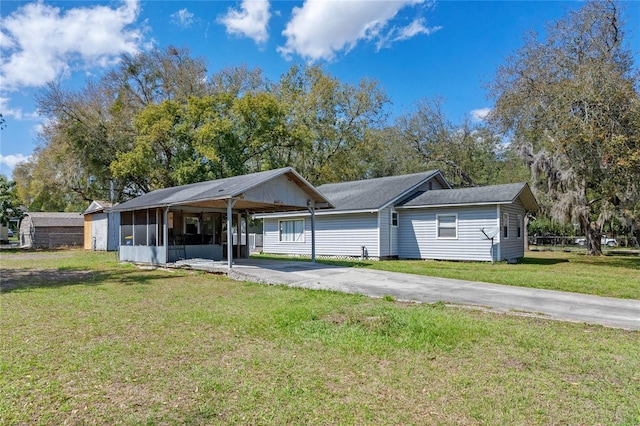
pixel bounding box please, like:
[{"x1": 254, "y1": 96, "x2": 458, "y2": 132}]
[
  {"x1": 257, "y1": 250, "x2": 640, "y2": 299},
  {"x1": 1, "y1": 249, "x2": 639, "y2": 425}
]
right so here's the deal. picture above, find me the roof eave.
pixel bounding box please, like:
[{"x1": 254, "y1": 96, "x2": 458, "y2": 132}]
[
  {"x1": 398, "y1": 201, "x2": 513, "y2": 209},
  {"x1": 254, "y1": 208, "x2": 377, "y2": 219}
]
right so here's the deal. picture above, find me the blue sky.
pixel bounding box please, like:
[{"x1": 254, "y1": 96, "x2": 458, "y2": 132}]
[{"x1": 1, "y1": 0, "x2": 639, "y2": 178}]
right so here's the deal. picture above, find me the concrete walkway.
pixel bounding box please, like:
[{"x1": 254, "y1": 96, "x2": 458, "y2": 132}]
[{"x1": 174, "y1": 258, "x2": 640, "y2": 330}]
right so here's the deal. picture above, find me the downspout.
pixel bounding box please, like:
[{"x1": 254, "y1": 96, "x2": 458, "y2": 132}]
[
  {"x1": 496, "y1": 205, "x2": 501, "y2": 262},
  {"x1": 308, "y1": 200, "x2": 316, "y2": 263}
]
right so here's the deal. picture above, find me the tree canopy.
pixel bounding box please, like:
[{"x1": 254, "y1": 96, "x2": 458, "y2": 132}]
[{"x1": 488, "y1": 0, "x2": 640, "y2": 254}]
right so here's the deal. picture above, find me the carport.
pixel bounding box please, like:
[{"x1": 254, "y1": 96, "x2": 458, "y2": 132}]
[{"x1": 111, "y1": 168, "x2": 332, "y2": 268}]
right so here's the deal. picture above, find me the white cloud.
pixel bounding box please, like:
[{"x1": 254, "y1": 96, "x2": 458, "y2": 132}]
[
  {"x1": 388, "y1": 18, "x2": 441, "y2": 44},
  {"x1": 278, "y1": 0, "x2": 435, "y2": 61},
  {"x1": 0, "y1": 0, "x2": 144, "y2": 91},
  {"x1": 0, "y1": 153, "x2": 31, "y2": 169},
  {"x1": 0, "y1": 97, "x2": 23, "y2": 120},
  {"x1": 171, "y1": 8, "x2": 194, "y2": 28},
  {"x1": 471, "y1": 108, "x2": 491, "y2": 122},
  {"x1": 218, "y1": 0, "x2": 270, "y2": 44}
]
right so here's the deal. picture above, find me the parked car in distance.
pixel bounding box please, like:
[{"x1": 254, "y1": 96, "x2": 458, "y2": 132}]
[
  {"x1": 575, "y1": 236, "x2": 617, "y2": 247},
  {"x1": 7, "y1": 229, "x2": 14, "y2": 238}
]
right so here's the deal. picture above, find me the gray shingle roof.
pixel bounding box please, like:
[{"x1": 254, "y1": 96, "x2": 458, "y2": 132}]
[
  {"x1": 400, "y1": 182, "x2": 539, "y2": 211},
  {"x1": 112, "y1": 167, "x2": 329, "y2": 212},
  {"x1": 316, "y1": 170, "x2": 441, "y2": 212},
  {"x1": 25, "y1": 212, "x2": 84, "y2": 227}
]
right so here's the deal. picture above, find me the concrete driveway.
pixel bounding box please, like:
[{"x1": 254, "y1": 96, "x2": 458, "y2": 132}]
[{"x1": 178, "y1": 258, "x2": 640, "y2": 330}]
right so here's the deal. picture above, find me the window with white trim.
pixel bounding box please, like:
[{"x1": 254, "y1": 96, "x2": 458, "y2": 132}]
[
  {"x1": 502, "y1": 213, "x2": 509, "y2": 239},
  {"x1": 517, "y1": 215, "x2": 523, "y2": 239},
  {"x1": 437, "y1": 214, "x2": 457, "y2": 239},
  {"x1": 391, "y1": 211, "x2": 398, "y2": 227},
  {"x1": 279, "y1": 219, "x2": 305, "y2": 242}
]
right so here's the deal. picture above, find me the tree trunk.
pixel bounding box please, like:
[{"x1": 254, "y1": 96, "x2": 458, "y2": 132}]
[
  {"x1": 578, "y1": 212, "x2": 602, "y2": 256},
  {"x1": 633, "y1": 229, "x2": 640, "y2": 248}
]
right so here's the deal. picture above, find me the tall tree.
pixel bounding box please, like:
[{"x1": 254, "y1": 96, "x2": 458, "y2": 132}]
[
  {"x1": 0, "y1": 175, "x2": 22, "y2": 225},
  {"x1": 393, "y1": 97, "x2": 512, "y2": 188},
  {"x1": 488, "y1": 0, "x2": 639, "y2": 255},
  {"x1": 275, "y1": 65, "x2": 390, "y2": 184},
  {"x1": 110, "y1": 91, "x2": 294, "y2": 192},
  {"x1": 34, "y1": 46, "x2": 210, "y2": 205},
  {"x1": 11, "y1": 135, "x2": 87, "y2": 212}
]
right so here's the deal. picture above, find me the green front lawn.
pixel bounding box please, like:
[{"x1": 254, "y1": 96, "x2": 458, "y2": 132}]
[{"x1": 1, "y1": 250, "x2": 639, "y2": 425}]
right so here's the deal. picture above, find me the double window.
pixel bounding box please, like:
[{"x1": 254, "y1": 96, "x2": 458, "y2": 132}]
[
  {"x1": 437, "y1": 214, "x2": 457, "y2": 239},
  {"x1": 279, "y1": 219, "x2": 305, "y2": 242}
]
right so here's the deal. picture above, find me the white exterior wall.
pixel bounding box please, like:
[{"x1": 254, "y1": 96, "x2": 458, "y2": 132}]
[
  {"x1": 244, "y1": 174, "x2": 313, "y2": 208},
  {"x1": 91, "y1": 213, "x2": 109, "y2": 251},
  {"x1": 90, "y1": 211, "x2": 121, "y2": 251},
  {"x1": 263, "y1": 212, "x2": 380, "y2": 258},
  {"x1": 497, "y1": 201, "x2": 526, "y2": 261},
  {"x1": 398, "y1": 205, "x2": 498, "y2": 261}
]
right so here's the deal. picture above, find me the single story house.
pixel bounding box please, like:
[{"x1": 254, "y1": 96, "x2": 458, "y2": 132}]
[
  {"x1": 257, "y1": 171, "x2": 539, "y2": 262},
  {"x1": 83, "y1": 200, "x2": 120, "y2": 251},
  {"x1": 111, "y1": 167, "x2": 332, "y2": 267},
  {"x1": 19, "y1": 212, "x2": 84, "y2": 249}
]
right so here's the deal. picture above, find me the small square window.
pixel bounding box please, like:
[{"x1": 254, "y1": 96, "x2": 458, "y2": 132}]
[{"x1": 437, "y1": 214, "x2": 457, "y2": 239}]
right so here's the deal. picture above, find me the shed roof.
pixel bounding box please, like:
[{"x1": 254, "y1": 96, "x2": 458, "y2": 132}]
[
  {"x1": 84, "y1": 200, "x2": 113, "y2": 215},
  {"x1": 400, "y1": 182, "x2": 539, "y2": 211},
  {"x1": 316, "y1": 170, "x2": 446, "y2": 212},
  {"x1": 112, "y1": 167, "x2": 332, "y2": 213},
  {"x1": 24, "y1": 212, "x2": 84, "y2": 227}
]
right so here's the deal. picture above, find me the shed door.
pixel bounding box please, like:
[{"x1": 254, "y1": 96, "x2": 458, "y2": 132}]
[{"x1": 84, "y1": 216, "x2": 92, "y2": 250}]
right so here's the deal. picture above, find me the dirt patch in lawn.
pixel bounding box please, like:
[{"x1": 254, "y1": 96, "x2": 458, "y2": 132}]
[{"x1": 0, "y1": 269, "x2": 94, "y2": 292}]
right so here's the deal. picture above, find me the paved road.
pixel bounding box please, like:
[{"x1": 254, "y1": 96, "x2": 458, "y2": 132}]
[{"x1": 180, "y1": 258, "x2": 640, "y2": 330}]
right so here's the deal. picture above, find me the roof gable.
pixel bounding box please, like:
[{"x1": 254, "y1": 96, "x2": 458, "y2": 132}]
[
  {"x1": 316, "y1": 170, "x2": 443, "y2": 212},
  {"x1": 84, "y1": 200, "x2": 113, "y2": 215},
  {"x1": 400, "y1": 182, "x2": 539, "y2": 211},
  {"x1": 112, "y1": 167, "x2": 332, "y2": 213}
]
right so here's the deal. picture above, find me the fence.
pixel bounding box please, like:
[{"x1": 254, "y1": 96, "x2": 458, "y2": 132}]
[{"x1": 529, "y1": 235, "x2": 638, "y2": 248}]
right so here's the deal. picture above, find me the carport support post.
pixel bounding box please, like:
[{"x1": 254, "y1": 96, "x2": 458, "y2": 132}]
[
  {"x1": 164, "y1": 207, "x2": 169, "y2": 264},
  {"x1": 236, "y1": 212, "x2": 241, "y2": 259},
  {"x1": 308, "y1": 200, "x2": 316, "y2": 263},
  {"x1": 245, "y1": 210, "x2": 250, "y2": 259},
  {"x1": 226, "y1": 199, "x2": 237, "y2": 269}
]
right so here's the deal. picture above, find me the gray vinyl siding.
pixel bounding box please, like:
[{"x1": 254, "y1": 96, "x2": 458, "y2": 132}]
[
  {"x1": 398, "y1": 205, "x2": 498, "y2": 261},
  {"x1": 498, "y1": 201, "x2": 526, "y2": 260},
  {"x1": 263, "y1": 213, "x2": 380, "y2": 258},
  {"x1": 90, "y1": 212, "x2": 121, "y2": 251},
  {"x1": 416, "y1": 178, "x2": 445, "y2": 191}
]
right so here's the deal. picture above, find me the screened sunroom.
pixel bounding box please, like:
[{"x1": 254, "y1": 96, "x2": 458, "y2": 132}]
[{"x1": 111, "y1": 168, "x2": 332, "y2": 268}]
